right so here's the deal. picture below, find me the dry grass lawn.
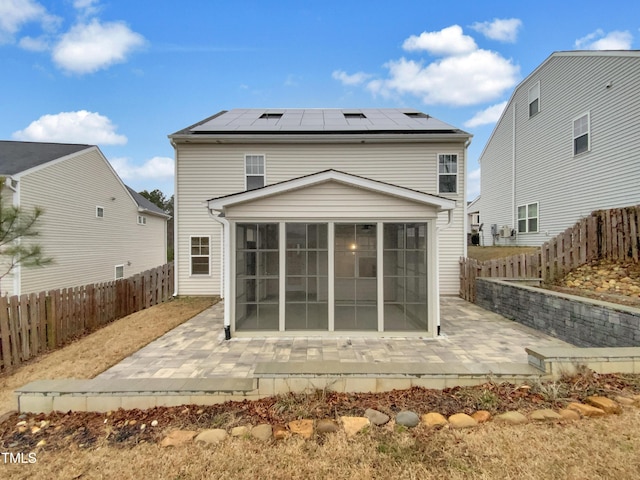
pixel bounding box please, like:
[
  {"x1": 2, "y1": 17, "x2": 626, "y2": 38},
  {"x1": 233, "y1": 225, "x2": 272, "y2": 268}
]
[
  {"x1": 0, "y1": 296, "x2": 215, "y2": 415},
  {"x1": 467, "y1": 245, "x2": 540, "y2": 262},
  {"x1": 4, "y1": 409, "x2": 640, "y2": 479}
]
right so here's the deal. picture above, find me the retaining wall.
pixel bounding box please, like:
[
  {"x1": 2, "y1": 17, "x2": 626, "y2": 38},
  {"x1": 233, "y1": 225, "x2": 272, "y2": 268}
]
[{"x1": 476, "y1": 278, "x2": 640, "y2": 348}]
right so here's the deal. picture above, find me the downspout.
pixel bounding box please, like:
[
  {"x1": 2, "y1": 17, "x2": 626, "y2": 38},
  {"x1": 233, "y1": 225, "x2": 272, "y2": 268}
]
[
  {"x1": 208, "y1": 208, "x2": 232, "y2": 340},
  {"x1": 512, "y1": 104, "x2": 517, "y2": 239},
  {"x1": 170, "y1": 139, "x2": 179, "y2": 297}
]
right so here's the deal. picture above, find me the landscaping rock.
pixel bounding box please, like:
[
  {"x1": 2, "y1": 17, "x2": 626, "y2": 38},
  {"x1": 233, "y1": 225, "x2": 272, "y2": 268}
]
[
  {"x1": 568, "y1": 402, "x2": 606, "y2": 417},
  {"x1": 316, "y1": 419, "x2": 339, "y2": 434},
  {"x1": 273, "y1": 424, "x2": 288, "y2": 440},
  {"x1": 364, "y1": 408, "x2": 390, "y2": 426},
  {"x1": 448, "y1": 413, "x2": 478, "y2": 429},
  {"x1": 251, "y1": 424, "x2": 273, "y2": 441},
  {"x1": 421, "y1": 412, "x2": 448, "y2": 427},
  {"x1": 471, "y1": 410, "x2": 491, "y2": 423},
  {"x1": 614, "y1": 396, "x2": 636, "y2": 406},
  {"x1": 396, "y1": 411, "x2": 420, "y2": 428},
  {"x1": 558, "y1": 409, "x2": 581, "y2": 421},
  {"x1": 231, "y1": 426, "x2": 250, "y2": 437},
  {"x1": 341, "y1": 416, "x2": 370, "y2": 437},
  {"x1": 529, "y1": 409, "x2": 562, "y2": 422},
  {"x1": 288, "y1": 420, "x2": 314, "y2": 439},
  {"x1": 586, "y1": 396, "x2": 622, "y2": 414},
  {"x1": 195, "y1": 429, "x2": 227, "y2": 444},
  {"x1": 160, "y1": 430, "x2": 197, "y2": 447},
  {"x1": 494, "y1": 411, "x2": 528, "y2": 425}
]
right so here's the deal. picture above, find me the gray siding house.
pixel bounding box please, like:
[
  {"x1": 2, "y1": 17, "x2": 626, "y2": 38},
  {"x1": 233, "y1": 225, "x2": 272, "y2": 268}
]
[
  {"x1": 170, "y1": 108, "x2": 471, "y2": 337},
  {"x1": 0, "y1": 141, "x2": 169, "y2": 296},
  {"x1": 477, "y1": 51, "x2": 640, "y2": 246}
]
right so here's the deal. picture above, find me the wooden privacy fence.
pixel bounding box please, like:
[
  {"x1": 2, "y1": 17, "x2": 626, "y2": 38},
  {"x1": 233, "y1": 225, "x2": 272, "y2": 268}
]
[
  {"x1": 460, "y1": 205, "x2": 640, "y2": 302},
  {"x1": 0, "y1": 262, "x2": 174, "y2": 373}
]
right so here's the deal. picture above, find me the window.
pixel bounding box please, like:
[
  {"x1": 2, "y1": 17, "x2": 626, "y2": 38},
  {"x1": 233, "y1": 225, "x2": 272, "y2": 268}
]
[
  {"x1": 259, "y1": 113, "x2": 282, "y2": 120},
  {"x1": 438, "y1": 154, "x2": 458, "y2": 194},
  {"x1": 404, "y1": 112, "x2": 429, "y2": 119},
  {"x1": 190, "y1": 236, "x2": 210, "y2": 275},
  {"x1": 115, "y1": 265, "x2": 124, "y2": 280},
  {"x1": 518, "y1": 202, "x2": 539, "y2": 233},
  {"x1": 137, "y1": 215, "x2": 147, "y2": 225},
  {"x1": 528, "y1": 82, "x2": 540, "y2": 117},
  {"x1": 96, "y1": 206, "x2": 104, "y2": 218},
  {"x1": 343, "y1": 112, "x2": 366, "y2": 119},
  {"x1": 573, "y1": 113, "x2": 590, "y2": 155},
  {"x1": 245, "y1": 154, "x2": 265, "y2": 190}
]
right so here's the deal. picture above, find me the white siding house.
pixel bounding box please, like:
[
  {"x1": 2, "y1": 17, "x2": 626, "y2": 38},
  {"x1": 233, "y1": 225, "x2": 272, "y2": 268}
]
[
  {"x1": 477, "y1": 51, "x2": 640, "y2": 247},
  {"x1": 0, "y1": 141, "x2": 169, "y2": 296},
  {"x1": 170, "y1": 108, "x2": 471, "y2": 337}
]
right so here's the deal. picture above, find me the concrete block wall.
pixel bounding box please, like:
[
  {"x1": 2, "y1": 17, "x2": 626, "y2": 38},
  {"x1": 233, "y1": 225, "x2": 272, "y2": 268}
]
[{"x1": 476, "y1": 278, "x2": 640, "y2": 348}]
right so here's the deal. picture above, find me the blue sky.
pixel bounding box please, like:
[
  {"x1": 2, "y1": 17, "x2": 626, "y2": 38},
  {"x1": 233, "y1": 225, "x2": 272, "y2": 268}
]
[{"x1": 1, "y1": 0, "x2": 638, "y2": 199}]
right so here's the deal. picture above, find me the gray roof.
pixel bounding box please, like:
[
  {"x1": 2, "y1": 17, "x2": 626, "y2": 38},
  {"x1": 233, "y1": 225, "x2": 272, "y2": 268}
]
[
  {"x1": 0, "y1": 140, "x2": 93, "y2": 175},
  {"x1": 126, "y1": 186, "x2": 170, "y2": 217},
  {"x1": 172, "y1": 108, "x2": 468, "y2": 136}
]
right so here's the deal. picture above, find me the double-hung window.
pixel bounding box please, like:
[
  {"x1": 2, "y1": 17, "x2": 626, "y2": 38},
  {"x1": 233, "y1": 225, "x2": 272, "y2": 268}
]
[
  {"x1": 245, "y1": 154, "x2": 265, "y2": 190},
  {"x1": 573, "y1": 113, "x2": 590, "y2": 155},
  {"x1": 438, "y1": 154, "x2": 457, "y2": 194},
  {"x1": 518, "y1": 203, "x2": 539, "y2": 233},
  {"x1": 190, "y1": 236, "x2": 210, "y2": 275},
  {"x1": 528, "y1": 82, "x2": 540, "y2": 117}
]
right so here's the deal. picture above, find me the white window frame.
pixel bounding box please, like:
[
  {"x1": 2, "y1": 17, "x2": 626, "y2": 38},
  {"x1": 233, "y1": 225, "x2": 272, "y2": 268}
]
[
  {"x1": 244, "y1": 154, "x2": 266, "y2": 191},
  {"x1": 96, "y1": 206, "x2": 104, "y2": 218},
  {"x1": 437, "y1": 153, "x2": 458, "y2": 194},
  {"x1": 137, "y1": 215, "x2": 147, "y2": 225},
  {"x1": 517, "y1": 202, "x2": 539, "y2": 234},
  {"x1": 115, "y1": 264, "x2": 124, "y2": 280},
  {"x1": 190, "y1": 235, "x2": 211, "y2": 276},
  {"x1": 528, "y1": 81, "x2": 540, "y2": 117},
  {"x1": 573, "y1": 112, "x2": 591, "y2": 155}
]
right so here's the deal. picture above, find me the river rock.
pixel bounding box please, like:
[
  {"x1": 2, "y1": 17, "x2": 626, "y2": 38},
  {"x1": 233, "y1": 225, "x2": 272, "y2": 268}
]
[
  {"x1": 341, "y1": 416, "x2": 370, "y2": 437},
  {"x1": 195, "y1": 429, "x2": 228, "y2": 444},
  {"x1": 396, "y1": 411, "x2": 420, "y2": 428},
  {"x1": 251, "y1": 424, "x2": 273, "y2": 441},
  {"x1": 364, "y1": 408, "x2": 390, "y2": 426},
  {"x1": 448, "y1": 413, "x2": 478, "y2": 429},
  {"x1": 421, "y1": 412, "x2": 448, "y2": 427},
  {"x1": 288, "y1": 420, "x2": 314, "y2": 439}
]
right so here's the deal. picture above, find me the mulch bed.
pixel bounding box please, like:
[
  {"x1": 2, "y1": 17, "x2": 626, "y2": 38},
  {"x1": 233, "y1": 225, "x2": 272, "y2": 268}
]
[{"x1": 1, "y1": 370, "x2": 639, "y2": 451}]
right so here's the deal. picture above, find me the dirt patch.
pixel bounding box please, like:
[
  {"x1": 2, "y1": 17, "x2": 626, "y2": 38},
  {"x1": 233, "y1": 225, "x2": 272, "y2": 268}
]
[{"x1": 545, "y1": 260, "x2": 640, "y2": 308}]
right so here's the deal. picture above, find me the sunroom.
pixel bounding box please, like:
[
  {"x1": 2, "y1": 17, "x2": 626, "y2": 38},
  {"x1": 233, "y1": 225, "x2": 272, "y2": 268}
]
[{"x1": 207, "y1": 170, "x2": 455, "y2": 338}]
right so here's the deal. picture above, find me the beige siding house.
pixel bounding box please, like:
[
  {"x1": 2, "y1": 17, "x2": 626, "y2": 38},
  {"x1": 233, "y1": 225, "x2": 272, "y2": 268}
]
[
  {"x1": 477, "y1": 51, "x2": 640, "y2": 246},
  {"x1": 0, "y1": 141, "x2": 169, "y2": 296},
  {"x1": 170, "y1": 108, "x2": 471, "y2": 337}
]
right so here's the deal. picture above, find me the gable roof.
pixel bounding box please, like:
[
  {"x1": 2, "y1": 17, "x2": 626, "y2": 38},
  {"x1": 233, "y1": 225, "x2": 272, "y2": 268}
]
[
  {"x1": 208, "y1": 169, "x2": 456, "y2": 212},
  {"x1": 125, "y1": 186, "x2": 171, "y2": 218},
  {"x1": 171, "y1": 108, "x2": 470, "y2": 139},
  {"x1": 0, "y1": 140, "x2": 93, "y2": 175}
]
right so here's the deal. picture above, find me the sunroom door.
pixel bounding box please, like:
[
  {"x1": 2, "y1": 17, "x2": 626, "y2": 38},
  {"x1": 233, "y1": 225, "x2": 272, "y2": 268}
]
[{"x1": 334, "y1": 224, "x2": 378, "y2": 330}]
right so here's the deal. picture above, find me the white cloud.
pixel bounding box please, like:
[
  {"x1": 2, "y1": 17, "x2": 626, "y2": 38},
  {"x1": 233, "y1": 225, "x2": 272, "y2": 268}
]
[
  {"x1": 402, "y1": 25, "x2": 477, "y2": 56},
  {"x1": 18, "y1": 35, "x2": 49, "y2": 51},
  {"x1": 110, "y1": 156, "x2": 174, "y2": 181},
  {"x1": 12, "y1": 110, "x2": 127, "y2": 145},
  {"x1": 368, "y1": 50, "x2": 519, "y2": 106},
  {"x1": 464, "y1": 101, "x2": 508, "y2": 128},
  {"x1": 0, "y1": 0, "x2": 60, "y2": 44},
  {"x1": 332, "y1": 69, "x2": 372, "y2": 86},
  {"x1": 52, "y1": 19, "x2": 145, "y2": 74},
  {"x1": 575, "y1": 29, "x2": 633, "y2": 50},
  {"x1": 471, "y1": 18, "x2": 522, "y2": 43}
]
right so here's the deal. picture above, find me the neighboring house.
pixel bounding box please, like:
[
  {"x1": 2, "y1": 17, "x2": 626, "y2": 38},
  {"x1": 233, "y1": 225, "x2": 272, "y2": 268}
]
[
  {"x1": 0, "y1": 141, "x2": 169, "y2": 296},
  {"x1": 477, "y1": 50, "x2": 640, "y2": 247},
  {"x1": 466, "y1": 196, "x2": 481, "y2": 246},
  {"x1": 169, "y1": 108, "x2": 471, "y2": 337}
]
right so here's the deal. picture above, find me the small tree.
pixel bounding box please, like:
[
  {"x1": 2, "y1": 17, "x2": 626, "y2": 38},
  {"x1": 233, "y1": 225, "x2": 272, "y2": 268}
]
[{"x1": 0, "y1": 181, "x2": 53, "y2": 279}]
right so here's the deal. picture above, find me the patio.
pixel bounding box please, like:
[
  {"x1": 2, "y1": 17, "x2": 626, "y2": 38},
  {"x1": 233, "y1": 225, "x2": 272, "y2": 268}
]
[{"x1": 96, "y1": 297, "x2": 572, "y2": 380}]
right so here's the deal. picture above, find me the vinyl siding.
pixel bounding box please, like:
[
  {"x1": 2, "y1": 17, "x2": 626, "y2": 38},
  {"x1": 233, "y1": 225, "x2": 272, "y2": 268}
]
[
  {"x1": 480, "y1": 53, "x2": 640, "y2": 247},
  {"x1": 175, "y1": 141, "x2": 466, "y2": 296},
  {"x1": 16, "y1": 148, "x2": 167, "y2": 294}
]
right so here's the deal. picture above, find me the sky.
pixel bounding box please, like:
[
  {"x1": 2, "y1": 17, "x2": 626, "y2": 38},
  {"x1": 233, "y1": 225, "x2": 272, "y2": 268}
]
[{"x1": 1, "y1": 0, "x2": 639, "y2": 199}]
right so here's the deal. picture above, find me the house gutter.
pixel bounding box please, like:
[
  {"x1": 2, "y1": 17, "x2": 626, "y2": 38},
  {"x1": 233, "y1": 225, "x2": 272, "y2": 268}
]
[{"x1": 208, "y1": 208, "x2": 232, "y2": 340}]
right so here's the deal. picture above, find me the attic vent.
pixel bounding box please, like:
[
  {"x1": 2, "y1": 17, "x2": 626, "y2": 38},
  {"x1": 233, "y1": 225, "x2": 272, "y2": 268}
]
[
  {"x1": 343, "y1": 112, "x2": 366, "y2": 119},
  {"x1": 259, "y1": 113, "x2": 283, "y2": 120},
  {"x1": 404, "y1": 112, "x2": 430, "y2": 119}
]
